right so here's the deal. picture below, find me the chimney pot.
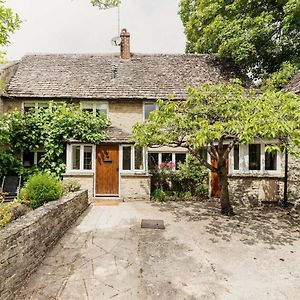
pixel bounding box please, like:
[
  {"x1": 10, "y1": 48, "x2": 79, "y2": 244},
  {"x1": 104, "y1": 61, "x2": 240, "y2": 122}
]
[{"x1": 120, "y1": 28, "x2": 131, "y2": 59}]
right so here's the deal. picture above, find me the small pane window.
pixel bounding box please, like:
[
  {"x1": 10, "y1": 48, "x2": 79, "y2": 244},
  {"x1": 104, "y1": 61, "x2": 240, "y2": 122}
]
[
  {"x1": 23, "y1": 152, "x2": 34, "y2": 167},
  {"x1": 148, "y1": 153, "x2": 159, "y2": 171},
  {"x1": 162, "y1": 153, "x2": 172, "y2": 163},
  {"x1": 144, "y1": 102, "x2": 156, "y2": 119},
  {"x1": 84, "y1": 146, "x2": 93, "y2": 170},
  {"x1": 265, "y1": 150, "x2": 277, "y2": 171},
  {"x1": 38, "y1": 102, "x2": 49, "y2": 109},
  {"x1": 24, "y1": 103, "x2": 35, "y2": 113},
  {"x1": 72, "y1": 145, "x2": 81, "y2": 170},
  {"x1": 123, "y1": 146, "x2": 131, "y2": 170},
  {"x1": 175, "y1": 153, "x2": 186, "y2": 170},
  {"x1": 135, "y1": 147, "x2": 144, "y2": 170},
  {"x1": 234, "y1": 145, "x2": 239, "y2": 170},
  {"x1": 249, "y1": 144, "x2": 261, "y2": 170}
]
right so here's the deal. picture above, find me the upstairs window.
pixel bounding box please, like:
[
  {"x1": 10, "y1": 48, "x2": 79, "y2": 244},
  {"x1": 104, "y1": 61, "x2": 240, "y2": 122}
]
[
  {"x1": 81, "y1": 102, "x2": 108, "y2": 116},
  {"x1": 144, "y1": 101, "x2": 156, "y2": 120}
]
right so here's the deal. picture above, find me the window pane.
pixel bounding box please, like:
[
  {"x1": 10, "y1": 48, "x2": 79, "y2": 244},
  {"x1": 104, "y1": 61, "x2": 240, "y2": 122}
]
[
  {"x1": 249, "y1": 144, "x2": 261, "y2": 170},
  {"x1": 24, "y1": 103, "x2": 35, "y2": 113},
  {"x1": 84, "y1": 146, "x2": 92, "y2": 170},
  {"x1": 175, "y1": 153, "x2": 186, "y2": 170},
  {"x1": 38, "y1": 102, "x2": 49, "y2": 109},
  {"x1": 234, "y1": 145, "x2": 239, "y2": 170},
  {"x1": 148, "y1": 153, "x2": 159, "y2": 171},
  {"x1": 162, "y1": 153, "x2": 172, "y2": 163},
  {"x1": 265, "y1": 150, "x2": 277, "y2": 171},
  {"x1": 72, "y1": 146, "x2": 81, "y2": 170},
  {"x1": 83, "y1": 108, "x2": 93, "y2": 114},
  {"x1": 23, "y1": 152, "x2": 34, "y2": 167},
  {"x1": 123, "y1": 146, "x2": 131, "y2": 170},
  {"x1": 144, "y1": 102, "x2": 156, "y2": 119},
  {"x1": 135, "y1": 147, "x2": 144, "y2": 170},
  {"x1": 96, "y1": 108, "x2": 107, "y2": 116}
]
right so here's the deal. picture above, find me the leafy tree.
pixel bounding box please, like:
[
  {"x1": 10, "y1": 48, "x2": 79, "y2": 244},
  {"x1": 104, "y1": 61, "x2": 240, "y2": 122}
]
[
  {"x1": 133, "y1": 82, "x2": 300, "y2": 215},
  {"x1": 0, "y1": 103, "x2": 110, "y2": 176},
  {"x1": 90, "y1": 0, "x2": 120, "y2": 9},
  {"x1": 0, "y1": 1, "x2": 20, "y2": 62},
  {"x1": 179, "y1": 0, "x2": 300, "y2": 80}
]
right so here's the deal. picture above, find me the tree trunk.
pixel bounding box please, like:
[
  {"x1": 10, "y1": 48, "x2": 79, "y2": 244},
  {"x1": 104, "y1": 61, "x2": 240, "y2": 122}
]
[{"x1": 218, "y1": 159, "x2": 234, "y2": 216}]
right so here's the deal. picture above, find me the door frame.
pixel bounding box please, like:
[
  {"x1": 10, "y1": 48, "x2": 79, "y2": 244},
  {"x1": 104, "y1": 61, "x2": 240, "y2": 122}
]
[{"x1": 94, "y1": 144, "x2": 121, "y2": 197}]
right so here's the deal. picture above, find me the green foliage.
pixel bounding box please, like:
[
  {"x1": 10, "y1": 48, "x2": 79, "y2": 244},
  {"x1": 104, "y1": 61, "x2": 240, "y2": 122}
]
[
  {"x1": 63, "y1": 179, "x2": 81, "y2": 194},
  {"x1": 179, "y1": 0, "x2": 300, "y2": 79},
  {"x1": 21, "y1": 173, "x2": 63, "y2": 209},
  {"x1": 0, "y1": 199, "x2": 29, "y2": 228},
  {"x1": 90, "y1": 0, "x2": 120, "y2": 9},
  {"x1": 151, "y1": 189, "x2": 167, "y2": 202},
  {"x1": 0, "y1": 102, "x2": 110, "y2": 176},
  {"x1": 134, "y1": 82, "x2": 300, "y2": 152},
  {"x1": 262, "y1": 62, "x2": 298, "y2": 91},
  {"x1": 0, "y1": 1, "x2": 21, "y2": 62},
  {"x1": 0, "y1": 151, "x2": 20, "y2": 179},
  {"x1": 175, "y1": 156, "x2": 208, "y2": 197},
  {"x1": 150, "y1": 156, "x2": 208, "y2": 201}
]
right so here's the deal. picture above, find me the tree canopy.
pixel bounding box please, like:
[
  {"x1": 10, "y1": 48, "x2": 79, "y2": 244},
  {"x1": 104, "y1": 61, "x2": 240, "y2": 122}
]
[
  {"x1": 0, "y1": 103, "x2": 110, "y2": 176},
  {"x1": 179, "y1": 0, "x2": 300, "y2": 81},
  {"x1": 90, "y1": 0, "x2": 120, "y2": 9},
  {"x1": 0, "y1": 1, "x2": 20, "y2": 62},
  {"x1": 133, "y1": 82, "x2": 300, "y2": 215}
]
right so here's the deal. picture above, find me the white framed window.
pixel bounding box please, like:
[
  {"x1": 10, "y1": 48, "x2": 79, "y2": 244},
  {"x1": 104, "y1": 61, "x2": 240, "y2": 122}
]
[
  {"x1": 143, "y1": 101, "x2": 157, "y2": 120},
  {"x1": 80, "y1": 101, "x2": 108, "y2": 116},
  {"x1": 230, "y1": 143, "x2": 281, "y2": 174},
  {"x1": 23, "y1": 101, "x2": 64, "y2": 113},
  {"x1": 22, "y1": 150, "x2": 45, "y2": 167},
  {"x1": 121, "y1": 145, "x2": 145, "y2": 172},
  {"x1": 68, "y1": 144, "x2": 95, "y2": 172},
  {"x1": 148, "y1": 152, "x2": 188, "y2": 171}
]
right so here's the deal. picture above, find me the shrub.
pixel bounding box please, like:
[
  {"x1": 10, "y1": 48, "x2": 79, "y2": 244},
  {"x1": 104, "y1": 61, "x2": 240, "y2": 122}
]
[
  {"x1": 151, "y1": 189, "x2": 167, "y2": 202},
  {"x1": 22, "y1": 173, "x2": 63, "y2": 209},
  {"x1": 63, "y1": 179, "x2": 81, "y2": 194},
  {"x1": 150, "y1": 155, "x2": 209, "y2": 200},
  {"x1": 0, "y1": 151, "x2": 20, "y2": 180},
  {"x1": 0, "y1": 200, "x2": 30, "y2": 228}
]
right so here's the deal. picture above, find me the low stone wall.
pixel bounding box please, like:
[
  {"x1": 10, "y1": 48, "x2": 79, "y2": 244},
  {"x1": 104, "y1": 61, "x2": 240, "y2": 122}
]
[
  {"x1": 0, "y1": 190, "x2": 89, "y2": 300},
  {"x1": 229, "y1": 175, "x2": 284, "y2": 206},
  {"x1": 121, "y1": 174, "x2": 151, "y2": 201}
]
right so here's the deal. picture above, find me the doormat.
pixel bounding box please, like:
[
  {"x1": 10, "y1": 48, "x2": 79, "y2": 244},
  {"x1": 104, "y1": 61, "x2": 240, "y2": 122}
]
[
  {"x1": 93, "y1": 200, "x2": 120, "y2": 206},
  {"x1": 141, "y1": 219, "x2": 165, "y2": 229}
]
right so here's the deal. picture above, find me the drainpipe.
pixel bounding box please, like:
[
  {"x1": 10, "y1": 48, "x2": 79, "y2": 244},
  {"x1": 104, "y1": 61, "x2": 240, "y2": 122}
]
[{"x1": 283, "y1": 147, "x2": 288, "y2": 207}]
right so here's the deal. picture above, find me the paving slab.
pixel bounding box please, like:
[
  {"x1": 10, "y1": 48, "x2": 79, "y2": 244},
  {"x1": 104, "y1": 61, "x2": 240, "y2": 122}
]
[{"x1": 16, "y1": 200, "x2": 300, "y2": 300}]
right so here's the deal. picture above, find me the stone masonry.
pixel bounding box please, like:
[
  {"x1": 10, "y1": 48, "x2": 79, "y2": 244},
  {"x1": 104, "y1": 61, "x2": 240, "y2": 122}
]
[{"x1": 0, "y1": 190, "x2": 89, "y2": 300}]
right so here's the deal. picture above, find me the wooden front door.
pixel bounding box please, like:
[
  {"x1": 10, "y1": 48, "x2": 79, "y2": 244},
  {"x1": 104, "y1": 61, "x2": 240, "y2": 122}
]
[{"x1": 96, "y1": 145, "x2": 119, "y2": 196}]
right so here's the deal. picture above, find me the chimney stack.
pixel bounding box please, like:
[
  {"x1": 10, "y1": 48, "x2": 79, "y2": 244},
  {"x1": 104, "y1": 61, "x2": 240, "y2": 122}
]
[{"x1": 120, "y1": 28, "x2": 131, "y2": 59}]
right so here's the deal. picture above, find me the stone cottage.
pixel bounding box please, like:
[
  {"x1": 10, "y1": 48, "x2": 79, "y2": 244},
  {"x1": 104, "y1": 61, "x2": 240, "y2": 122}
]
[{"x1": 1, "y1": 29, "x2": 299, "y2": 204}]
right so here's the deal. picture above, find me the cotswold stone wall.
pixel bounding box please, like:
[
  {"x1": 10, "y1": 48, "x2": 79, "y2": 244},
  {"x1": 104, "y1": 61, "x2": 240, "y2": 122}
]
[
  {"x1": 287, "y1": 156, "x2": 300, "y2": 203},
  {"x1": 228, "y1": 176, "x2": 284, "y2": 206},
  {"x1": 121, "y1": 174, "x2": 151, "y2": 201},
  {"x1": 0, "y1": 190, "x2": 89, "y2": 300}
]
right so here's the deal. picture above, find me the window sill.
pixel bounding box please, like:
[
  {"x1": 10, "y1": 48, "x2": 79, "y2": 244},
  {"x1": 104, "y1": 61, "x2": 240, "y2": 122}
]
[
  {"x1": 120, "y1": 173, "x2": 151, "y2": 177},
  {"x1": 229, "y1": 172, "x2": 284, "y2": 179},
  {"x1": 63, "y1": 172, "x2": 94, "y2": 177}
]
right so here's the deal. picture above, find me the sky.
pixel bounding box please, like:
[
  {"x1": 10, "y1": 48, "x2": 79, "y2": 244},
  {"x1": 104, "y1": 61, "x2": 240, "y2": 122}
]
[{"x1": 5, "y1": 0, "x2": 186, "y2": 61}]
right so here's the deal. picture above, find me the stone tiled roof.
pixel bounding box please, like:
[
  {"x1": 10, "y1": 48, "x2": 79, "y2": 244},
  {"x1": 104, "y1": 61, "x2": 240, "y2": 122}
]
[
  {"x1": 285, "y1": 72, "x2": 300, "y2": 93},
  {"x1": 5, "y1": 53, "x2": 247, "y2": 100},
  {"x1": 67, "y1": 126, "x2": 132, "y2": 144}
]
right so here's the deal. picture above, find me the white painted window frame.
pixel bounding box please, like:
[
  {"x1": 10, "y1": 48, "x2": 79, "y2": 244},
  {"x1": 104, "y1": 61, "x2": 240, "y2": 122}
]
[
  {"x1": 143, "y1": 100, "x2": 158, "y2": 122},
  {"x1": 120, "y1": 145, "x2": 146, "y2": 173},
  {"x1": 148, "y1": 151, "x2": 188, "y2": 171},
  {"x1": 229, "y1": 142, "x2": 282, "y2": 175},
  {"x1": 21, "y1": 150, "x2": 45, "y2": 167},
  {"x1": 80, "y1": 101, "x2": 109, "y2": 117},
  {"x1": 66, "y1": 144, "x2": 96, "y2": 173}
]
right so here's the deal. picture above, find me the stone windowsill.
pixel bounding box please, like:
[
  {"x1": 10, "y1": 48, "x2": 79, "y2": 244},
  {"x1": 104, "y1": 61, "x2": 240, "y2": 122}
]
[
  {"x1": 229, "y1": 172, "x2": 285, "y2": 179},
  {"x1": 120, "y1": 173, "x2": 151, "y2": 178},
  {"x1": 63, "y1": 172, "x2": 94, "y2": 177}
]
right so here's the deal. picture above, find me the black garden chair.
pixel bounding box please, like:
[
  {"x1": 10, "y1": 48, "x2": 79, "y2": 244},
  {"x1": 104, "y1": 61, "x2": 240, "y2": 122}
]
[{"x1": 0, "y1": 175, "x2": 21, "y2": 202}]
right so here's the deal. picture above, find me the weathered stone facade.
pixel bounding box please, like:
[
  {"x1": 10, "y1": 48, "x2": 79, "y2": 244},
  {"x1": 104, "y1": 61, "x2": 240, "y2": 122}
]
[
  {"x1": 63, "y1": 174, "x2": 94, "y2": 197},
  {"x1": 121, "y1": 174, "x2": 151, "y2": 201},
  {"x1": 0, "y1": 190, "x2": 89, "y2": 300}
]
